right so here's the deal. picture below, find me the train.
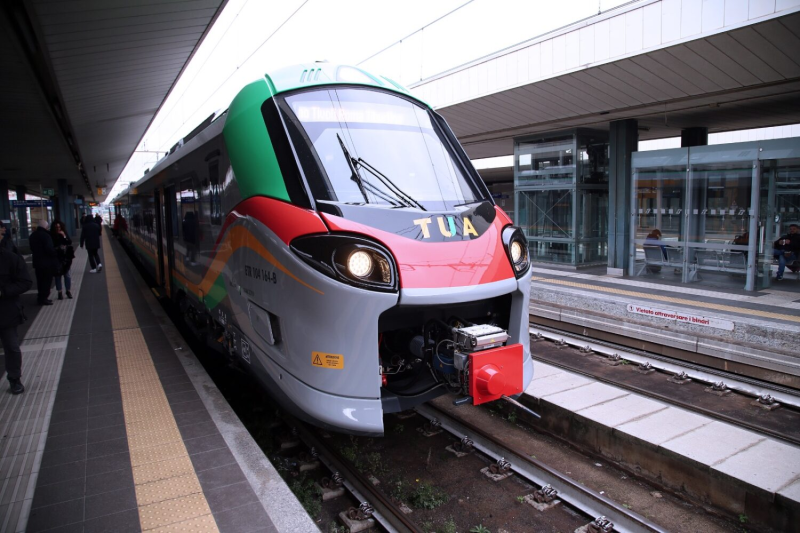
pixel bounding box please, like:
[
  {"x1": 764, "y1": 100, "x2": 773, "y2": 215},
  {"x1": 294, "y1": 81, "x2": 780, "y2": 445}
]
[{"x1": 113, "y1": 63, "x2": 534, "y2": 436}]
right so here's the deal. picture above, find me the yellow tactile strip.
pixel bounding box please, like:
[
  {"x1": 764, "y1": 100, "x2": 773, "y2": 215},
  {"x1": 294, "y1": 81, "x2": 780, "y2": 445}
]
[
  {"x1": 533, "y1": 276, "x2": 800, "y2": 324},
  {"x1": 102, "y1": 232, "x2": 220, "y2": 532}
]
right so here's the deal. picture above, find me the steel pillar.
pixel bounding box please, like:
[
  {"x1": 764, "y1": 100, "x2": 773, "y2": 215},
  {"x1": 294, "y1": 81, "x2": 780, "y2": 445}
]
[{"x1": 608, "y1": 119, "x2": 638, "y2": 273}]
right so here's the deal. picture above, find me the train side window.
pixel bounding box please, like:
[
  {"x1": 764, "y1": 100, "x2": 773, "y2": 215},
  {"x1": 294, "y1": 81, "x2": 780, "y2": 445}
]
[
  {"x1": 179, "y1": 179, "x2": 200, "y2": 264},
  {"x1": 209, "y1": 160, "x2": 222, "y2": 226}
]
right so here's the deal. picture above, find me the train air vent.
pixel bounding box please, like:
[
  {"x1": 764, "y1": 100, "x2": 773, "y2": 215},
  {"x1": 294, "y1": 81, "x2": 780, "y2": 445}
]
[{"x1": 300, "y1": 68, "x2": 321, "y2": 83}]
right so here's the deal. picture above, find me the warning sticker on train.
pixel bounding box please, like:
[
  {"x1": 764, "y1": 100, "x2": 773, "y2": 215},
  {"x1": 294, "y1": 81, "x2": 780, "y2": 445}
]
[{"x1": 312, "y1": 352, "x2": 344, "y2": 369}]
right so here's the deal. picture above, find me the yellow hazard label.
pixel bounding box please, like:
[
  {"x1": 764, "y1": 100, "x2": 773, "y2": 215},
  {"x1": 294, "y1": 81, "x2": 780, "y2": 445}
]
[{"x1": 312, "y1": 351, "x2": 344, "y2": 369}]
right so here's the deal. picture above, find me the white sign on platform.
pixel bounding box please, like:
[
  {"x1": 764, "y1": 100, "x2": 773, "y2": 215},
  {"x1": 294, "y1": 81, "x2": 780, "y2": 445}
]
[{"x1": 626, "y1": 304, "x2": 734, "y2": 331}]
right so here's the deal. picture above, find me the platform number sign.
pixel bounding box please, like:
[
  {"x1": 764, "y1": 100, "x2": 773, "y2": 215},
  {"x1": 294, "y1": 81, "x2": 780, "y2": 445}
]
[{"x1": 241, "y1": 339, "x2": 251, "y2": 364}]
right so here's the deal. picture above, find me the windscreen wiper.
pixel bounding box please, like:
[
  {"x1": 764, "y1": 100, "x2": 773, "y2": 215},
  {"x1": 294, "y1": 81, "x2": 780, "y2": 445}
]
[
  {"x1": 337, "y1": 134, "x2": 369, "y2": 205},
  {"x1": 355, "y1": 157, "x2": 426, "y2": 211},
  {"x1": 336, "y1": 133, "x2": 426, "y2": 211}
]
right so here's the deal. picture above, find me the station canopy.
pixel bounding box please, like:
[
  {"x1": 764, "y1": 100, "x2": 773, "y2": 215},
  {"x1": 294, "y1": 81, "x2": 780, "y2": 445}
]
[
  {"x1": 410, "y1": 4, "x2": 800, "y2": 160},
  {"x1": 0, "y1": 0, "x2": 227, "y2": 204}
]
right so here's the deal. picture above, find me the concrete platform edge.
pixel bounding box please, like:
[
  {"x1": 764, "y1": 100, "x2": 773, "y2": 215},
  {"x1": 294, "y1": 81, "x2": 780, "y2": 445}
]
[
  {"x1": 530, "y1": 285, "x2": 800, "y2": 371},
  {"x1": 519, "y1": 391, "x2": 800, "y2": 532}
]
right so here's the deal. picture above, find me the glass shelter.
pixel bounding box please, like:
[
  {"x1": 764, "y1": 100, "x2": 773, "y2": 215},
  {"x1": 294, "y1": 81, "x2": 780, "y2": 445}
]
[
  {"x1": 514, "y1": 129, "x2": 609, "y2": 265},
  {"x1": 630, "y1": 138, "x2": 800, "y2": 291}
]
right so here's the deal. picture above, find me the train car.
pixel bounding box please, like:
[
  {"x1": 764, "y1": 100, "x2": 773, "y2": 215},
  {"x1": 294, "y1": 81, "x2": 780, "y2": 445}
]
[{"x1": 114, "y1": 63, "x2": 533, "y2": 436}]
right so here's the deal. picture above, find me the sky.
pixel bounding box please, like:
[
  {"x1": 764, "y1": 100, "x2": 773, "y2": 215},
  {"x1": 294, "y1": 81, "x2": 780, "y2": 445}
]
[{"x1": 108, "y1": 0, "x2": 633, "y2": 201}]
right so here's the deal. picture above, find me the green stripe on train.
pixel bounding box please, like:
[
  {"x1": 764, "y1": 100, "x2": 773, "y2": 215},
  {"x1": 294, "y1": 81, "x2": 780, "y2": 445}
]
[{"x1": 223, "y1": 79, "x2": 290, "y2": 202}]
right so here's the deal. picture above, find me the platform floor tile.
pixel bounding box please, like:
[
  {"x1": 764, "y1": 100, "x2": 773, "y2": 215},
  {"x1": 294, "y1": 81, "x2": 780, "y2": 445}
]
[
  {"x1": 616, "y1": 406, "x2": 712, "y2": 445},
  {"x1": 0, "y1": 248, "x2": 88, "y2": 533},
  {"x1": 544, "y1": 381, "x2": 630, "y2": 412},
  {"x1": 577, "y1": 393, "x2": 668, "y2": 428},
  {"x1": 660, "y1": 421, "x2": 766, "y2": 467},
  {"x1": 525, "y1": 370, "x2": 593, "y2": 398},
  {"x1": 104, "y1": 247, "x2": 220, "y2": 532},
  {"x1": 713, "y1": 439, "x2": 800, "y2": 494},
  {"x1": 528, "y1": 360, "x2": 563, "y2": 380}
]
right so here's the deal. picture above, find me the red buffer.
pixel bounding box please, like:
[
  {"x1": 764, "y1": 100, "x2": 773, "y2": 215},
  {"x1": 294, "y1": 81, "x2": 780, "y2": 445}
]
[{"x1": 469, "y1": 344, "x2": 524, "y2": 405}]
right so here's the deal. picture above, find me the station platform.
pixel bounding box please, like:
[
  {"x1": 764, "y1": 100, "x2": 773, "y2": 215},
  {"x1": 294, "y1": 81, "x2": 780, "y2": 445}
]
[
  {"x1": 528, "y1": 266, "x2": 800, "y2": 386},
  {"x1": 0, "y1": 231, "x2": 317, "y2": 532},
  {"x1": 522, "y1": 358, "x2": 800, "y2": 531}
]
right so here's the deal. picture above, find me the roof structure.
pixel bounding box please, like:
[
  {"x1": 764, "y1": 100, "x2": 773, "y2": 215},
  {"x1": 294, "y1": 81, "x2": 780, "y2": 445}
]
[
  {"x1": 410, "y1": 0, "x2": 800, "y2": 160},
  {"x1": 0, "y1": 0, "x2": 227, "y2": 203}
]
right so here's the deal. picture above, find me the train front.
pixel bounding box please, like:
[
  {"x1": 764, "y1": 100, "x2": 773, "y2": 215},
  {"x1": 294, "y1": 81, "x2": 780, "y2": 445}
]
[{"x1": 270, "y1": 68, "x2": 533, "y2": 435}]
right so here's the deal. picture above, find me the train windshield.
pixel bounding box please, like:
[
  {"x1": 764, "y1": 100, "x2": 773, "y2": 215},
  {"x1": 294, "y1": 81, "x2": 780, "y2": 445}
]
[{"x1": 279, "y1": 88, "x2": 484, "y2": 211}]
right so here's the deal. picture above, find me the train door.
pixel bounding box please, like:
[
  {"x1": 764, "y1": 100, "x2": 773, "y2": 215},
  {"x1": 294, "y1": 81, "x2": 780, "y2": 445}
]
[
  {"x1": 163, "y1": 185, "x2": 178, "y2": 299},
  {"x1": 154, "y1": 191, "x2": 165, "y2": 288}
]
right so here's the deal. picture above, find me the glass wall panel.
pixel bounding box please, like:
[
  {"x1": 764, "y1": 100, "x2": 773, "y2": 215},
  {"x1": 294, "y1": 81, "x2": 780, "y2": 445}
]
[
  {"x1": 516, "y1": 136, "x2": 574, "y2": 186},
  {"x1": 578, "y1": 189, "x2": 608, "y2": 239},
  {"x1": 577, "y1": 133, "x2": 609, "y2": 185},
  {"x1": 517, "y1": 189, "x2": 573, "y2": 239},
  {"x1": 578, "y1": 189, "x2": 608, "y2": 263},
  {"x1": 630, "y1": 149, "x2": 688, "y2": 278},
  {"x1": 514, "y1": 129, "x2": 608, "y2": 266},
  {"x1": 528, "y1": 241, "x2": 575, "y2": 264},
  {"x1": 758, "y1": 158, "x2": 800, "y2": 288},
  {"x1": 633, "y1": 163, "x2": 687, "y2": 243},
  {"x1": 688, "y1": 163, "x2": 752, "y2": 245}
]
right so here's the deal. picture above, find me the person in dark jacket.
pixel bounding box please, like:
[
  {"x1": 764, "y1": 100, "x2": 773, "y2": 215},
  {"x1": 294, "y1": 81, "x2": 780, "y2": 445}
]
[
  {"x1": 0, "y1": 222, "x2": 32, "y2": 395},
  {"x1": 80, "y1": 216, "x2": 102, "y2": 273},
  {"x1": 51, "y1": 220, "x2": 74, "y2": 300},
  {"x1": 0, "y1": 220, "x2": 18, "y2": 255},
  {"x1": 28, "y1": 220, "x2": 57, "y2": 305},
  {"x1": 773, "y1": 224, "x2": 800, "y2": 280},
  {"x1": 94, "y1": 213, "x2": 103, "y2": 234}
]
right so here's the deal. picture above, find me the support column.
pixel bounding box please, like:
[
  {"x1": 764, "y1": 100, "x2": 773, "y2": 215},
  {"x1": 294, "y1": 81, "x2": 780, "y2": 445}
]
[
  {"x1": 0, "y1": 180, "x2": 10, "y2": 223},
  {"x1": 15, "y1": 185, "x2": 28, "y2": 239},
  {"x1": 607, "y1": 119, "x2": 638, "y2": 275},
  {"x1": 57, "y1": 179, "x2": 75, "y2": 237},
  {"x1": 681, "y1": 127, "x2": 708, "y2": 147}
]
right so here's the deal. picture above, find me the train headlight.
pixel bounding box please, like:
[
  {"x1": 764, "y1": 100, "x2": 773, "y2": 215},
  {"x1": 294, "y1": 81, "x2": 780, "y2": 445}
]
[
  {"x1": 510, "y1": 241, "x2": 523, "y2": 263},
  {"x1": 348, "y1": 250, "x2": 373, "y2": 278},
  {"x1": 502, "y1": 226, "x2": 530, "y2": 278},
  {"x1": 291, "y1": 235, "x2": 398, "y2": 292}
]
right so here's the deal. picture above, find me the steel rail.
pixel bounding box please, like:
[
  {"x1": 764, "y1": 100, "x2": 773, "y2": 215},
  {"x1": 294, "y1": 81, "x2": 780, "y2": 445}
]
[
  {"x1": 529, "y1": 325, "x2": 800, "y2": 410},
  {"x1": 287, "y1": 416, "x2": 421, "y2": 533},
  {"x1": 415, "y1": 404, "x2": 666, "y2": 533}
]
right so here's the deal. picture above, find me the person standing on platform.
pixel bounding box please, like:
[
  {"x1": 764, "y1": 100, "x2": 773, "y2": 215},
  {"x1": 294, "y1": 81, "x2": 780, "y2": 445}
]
[
  {"x1": 0, "y1": 220, "x2": 18, "y2": 255},
  {"x1": 773, "y1": 224, "x2": 800, "y2": 280},
  {"x1": 94, "y1": 213, "x2": 103, "y2": 234},
  {"x1": 51, "y1": 220, "x2": 74, "y2": 300},
  {"x1": 0, "y1": 221, "x2": 32, "y2": 395},
  {"x1": 80, "y1": 215, "x2": 102, "y2": 273},
  {"x1": 29, "y1": 220, "x2": 57, "y2": 305}
]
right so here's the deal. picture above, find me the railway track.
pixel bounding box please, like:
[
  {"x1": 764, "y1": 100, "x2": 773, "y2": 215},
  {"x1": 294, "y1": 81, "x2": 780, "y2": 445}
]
[
  {"x1": 415, "y1": 403, "x2": 666, "y2": 533},
  {"x1": 528, "y1": 324, "x2": 800, "y2": 448},
  {"x1": 287, "y1": 416, "x2": 422, "y2": 533},
  {"x1": 284, "y1": 405, "x2": 669, "y2": 533}
]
